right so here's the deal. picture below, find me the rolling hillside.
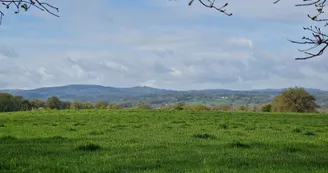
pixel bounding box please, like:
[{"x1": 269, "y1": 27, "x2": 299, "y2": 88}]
[{"x1": 1, "y1": 85, "x2": 328, "y2": 106}]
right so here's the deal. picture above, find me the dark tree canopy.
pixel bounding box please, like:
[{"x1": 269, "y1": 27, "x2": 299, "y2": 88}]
[
  {"x1": 0, "y1": 93, "x2": 32, "y2": 112},
  {"x1": 46, "y1": 96, "x2": 61, "y2": 110},
  {"x1": 271, "y1": 87, "x2": 320, "y2": 113},
  {"x1": 1, "y1": 0, "x2": 328, "y2": 60}
]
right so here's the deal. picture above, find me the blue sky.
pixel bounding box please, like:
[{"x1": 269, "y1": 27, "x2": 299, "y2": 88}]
[{"x1": 0, "y1": 0, "x2": 327, "y2": 90}]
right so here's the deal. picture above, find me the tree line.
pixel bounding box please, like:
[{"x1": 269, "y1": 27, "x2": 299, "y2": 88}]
[{"x1": 0, "y1": 87, "x2": 321, "y2": 113}]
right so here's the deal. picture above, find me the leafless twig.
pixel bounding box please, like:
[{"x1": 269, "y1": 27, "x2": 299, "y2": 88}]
[
  {"x1": 0, "y1": 0, "x2": 59, "y2": 25},
  {"x1": 289, "y1": 26, "x2": 328, "y2": 60},
  {"x1": 189, "y1": 0, "x2": 328, "y2": 60},
  {"x1": 269, "y1": 0, "x2": 328, "y2": 60},
  {"x1": 188, "y1": 0, "x2": 232, "y2": 16}
]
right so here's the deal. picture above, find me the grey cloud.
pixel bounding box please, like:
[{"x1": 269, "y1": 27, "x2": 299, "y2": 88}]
[
  {"x1": 153, "y1": 63, "x2": 173, "y2": 74},
  {"x1": 154, "y1": 49, "x2": 175, "y2": 59},
  {"x1": 0, "y1": 62, "x2": 43, "y2": 89},
  {"x1": 0, "y1": 76, "x2": 10, "y2": 89},
  {"x1": 0, "y1": 44, "x2": 18, "y2": 58},
  {"x1": 0, "y1": 0, "x2": 327, "y2": 90}
]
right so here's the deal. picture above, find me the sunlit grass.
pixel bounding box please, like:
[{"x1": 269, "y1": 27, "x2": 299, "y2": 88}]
[{"x1": 0, "y1": 109, "x2": 328, "y2": 172}]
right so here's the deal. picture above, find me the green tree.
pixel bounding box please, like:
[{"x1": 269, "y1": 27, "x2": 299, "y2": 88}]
[
  {"x1": 12, "y1": 96, "x2": 23, "y2": 111},
  {"x1": 0, "y1": 93, "x2": 31, "y2": 112},
  {"x1": 0, "y1": 93, "x2": 14, "y2": 112},
  {"x1": 252, "y1": 105, "x2": 261, "y2": 112},
  {"x1": 237, "y1": 105, "x2": 249, "y2": 112},
  {"x1": 84, "y1": 103, "x2": 94, "y2": 109},
  {"x1": 94, "y1": 101, "x2": 108, "y2": 109},
  {"x1": 271, "y1": 87, "x2": 319, "y2": 113},
  {"x1": 60, "y1": 101, "x2": 71, "y2": 110},
  {"x1": 172, "y1": 102, "x2": 186, "y2": 110},
  {"x1": 70, "y1": 101, "x2": 84, "y2": 109},
  {"x1": 107, "y1": 104, "x2": 121, "y2": 109},
  {"x1": 30, "y1": 99, "x2": 45, "y2": 109},
  {"x1": 46, "y1": 96, "x2": 62, "y2": 110},
  {"x1": 262, "y1": 103, "x2": 272, "y2": 112},
  {"x1": 20, "y1": 100, "x2": 32, "y2": 111}
]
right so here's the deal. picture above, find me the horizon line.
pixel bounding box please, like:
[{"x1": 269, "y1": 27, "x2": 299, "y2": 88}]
[{"x1": 0, "y1": 84, "x2": 325, "y2": 92}]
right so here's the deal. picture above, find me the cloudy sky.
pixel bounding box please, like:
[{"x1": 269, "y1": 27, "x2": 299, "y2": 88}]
[{"x1": 0, "y1": 0, "x2": 327, "y2": 90}]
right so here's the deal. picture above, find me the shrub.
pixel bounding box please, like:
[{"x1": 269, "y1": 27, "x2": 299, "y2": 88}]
[
  {"x1": 107, "y1": 104, "x2": 121, "y2": 109},
  {"x1": 172, "y1": 102, "x2": 186, "y2": 110},
  {"x1": 70, "y1": 101, "x2": 85, "y2": 109},
  {"x1": 211, "y1": 104, "x2": 233, "y2": 111},
  {"x1": 84, "y1": 103, "x2": 94, "y2": 109},
  {"x1": 236, "y1": 105, "x2": 249, "y2": 112},
  {"x1": 135, "y1": 103, "x2": 152, "y2": 110},
  {"x1": 94, "y1": 101, "x2": 108, "y2": 109},
  {"x1": 190, "y1": 104, "x2": 210, "y2": 111},
  {"x1": 262, "y1": 103, "x2": 272, "y2": 112}
]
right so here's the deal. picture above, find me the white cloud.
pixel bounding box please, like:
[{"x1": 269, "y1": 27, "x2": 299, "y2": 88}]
[
  {"x1": 0, "y1": 0, "x2": 327, "y2": 90},
  {"x1": 228, "y1": 38, "x2": 253, "y2": 49}
]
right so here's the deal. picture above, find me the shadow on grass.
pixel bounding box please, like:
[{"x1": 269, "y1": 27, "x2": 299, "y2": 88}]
[
  {"x1": 0, "y1": 137, "x2": 327, "y2": 172},
  {"x1": 76, "y1": 142, "x2": 102, "y2": 151},
  {"x1": 0, "y1": 135, "x2": 73, "y2": 145},
  {"x1": 192, "y1": 133, "x2": 216, "y2": 140}
]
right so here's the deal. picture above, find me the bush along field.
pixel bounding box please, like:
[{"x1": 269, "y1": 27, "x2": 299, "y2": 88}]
[{"x1": 0, "y1": 109, "x2": 328, "y2": 173}]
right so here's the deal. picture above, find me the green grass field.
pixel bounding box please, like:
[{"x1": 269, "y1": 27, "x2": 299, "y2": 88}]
[{"x1": 1, "y1": 110, "x2": 328, "y2": 173}]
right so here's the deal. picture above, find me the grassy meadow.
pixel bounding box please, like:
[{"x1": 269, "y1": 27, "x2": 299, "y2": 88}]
[{"x1": 0, "y1": 109, "x2": 328, "y2": 173}]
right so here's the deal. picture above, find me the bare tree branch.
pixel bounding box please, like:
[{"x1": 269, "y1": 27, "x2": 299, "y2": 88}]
[
  {"x1": 282, "y1": 0, "x2": 328, "y2": 60},
  {"x1": 189, "y1": 0, "x2": 328, "y2": 60},
  {"x1": 288, "y1": 26, "x2": 328, "y2": 60},
  {"x1": 0, "y1": 0, "x2": 59, "y2": 24},
  {"x1": 188, "y1": 0, "x2": 232, "y2": 16},
  {"x1": 1, "y1": 0, "x2": 328, "y2": 61}
]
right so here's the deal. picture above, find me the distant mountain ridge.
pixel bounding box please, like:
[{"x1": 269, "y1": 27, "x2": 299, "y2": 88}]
[
  {"x1": 0, "y1": 84, "x2": 178, "y2": 101},
  {"x1": 1, "y1": 84, "x2": 327, "y2": 106}
]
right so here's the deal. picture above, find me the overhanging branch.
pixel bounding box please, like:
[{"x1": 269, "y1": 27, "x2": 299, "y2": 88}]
[
  {"x1": 188, "y1": 0, "x2": 232, "y2": 16},
  {"x1": 0, "y1": 0, "x2": 59, "y2": 24}
]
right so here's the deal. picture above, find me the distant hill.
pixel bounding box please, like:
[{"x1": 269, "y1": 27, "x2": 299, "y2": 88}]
[
  {"x1": 1, "y1": 85, "x2": 328, "y2": 107},
  {"x1": 0, "y1": 85, "x2": 176, "y2": 102}
]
